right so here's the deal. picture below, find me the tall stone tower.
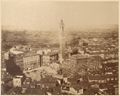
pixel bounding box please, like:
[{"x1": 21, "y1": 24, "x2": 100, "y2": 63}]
[{"x1": 59, "y1": 19, "x2": 65, "y2": 63}]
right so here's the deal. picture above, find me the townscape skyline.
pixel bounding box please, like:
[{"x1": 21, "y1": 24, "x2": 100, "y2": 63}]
[{"x1": 1, "y1": 1, "x2": 119, "y2": 95}]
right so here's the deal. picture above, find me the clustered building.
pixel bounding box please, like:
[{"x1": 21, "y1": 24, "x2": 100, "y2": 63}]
[{"x1": 1, "y1": 35, "x2": 119, "y2": 95}]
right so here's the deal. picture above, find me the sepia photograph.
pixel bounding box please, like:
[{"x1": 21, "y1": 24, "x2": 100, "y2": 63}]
[{"x1": 1, "y1": 0, "x2": 119, "y2": 95}]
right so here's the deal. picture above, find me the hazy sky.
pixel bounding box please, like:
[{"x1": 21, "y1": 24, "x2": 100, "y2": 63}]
[{"x1": 2, "y1": 0, "x2": 118, "y2": 31}]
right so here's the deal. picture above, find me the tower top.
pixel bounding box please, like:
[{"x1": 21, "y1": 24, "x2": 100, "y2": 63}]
[{"x1": 60, "y1": 19, "x2": 64, "y2": 31}]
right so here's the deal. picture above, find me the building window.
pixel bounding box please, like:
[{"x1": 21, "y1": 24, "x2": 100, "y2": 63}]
[
  {"x1": 107, "y1": 78, "x2": 110, "y2": 81},
  {"x1": 115, "y1": 77, "x2": 117, "y2": 81},
  {"x1": 111, "y1": 78, "x2": 114, "y2": 81}
]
